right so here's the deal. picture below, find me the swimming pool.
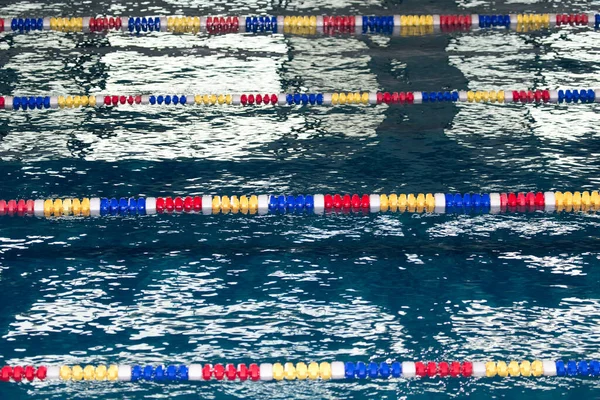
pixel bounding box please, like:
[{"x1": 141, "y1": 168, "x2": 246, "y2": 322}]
[{"x1": 1, "y1": 0, "x2": 600, "y2": 398}]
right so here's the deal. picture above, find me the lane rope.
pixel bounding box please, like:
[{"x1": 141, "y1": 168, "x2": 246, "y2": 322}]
[
  {"x1": 0, "y1": 191, "x2": 596, "y2": 217},
  {"x1": 0, "y1": 360, "x2": 597, "y2": 382},
  {"x1": 0, "y1": 14, "x2": 598, "y2": 35},
  {"x1": 1, "y1": 89, "x2": 599, "y2": 111}
]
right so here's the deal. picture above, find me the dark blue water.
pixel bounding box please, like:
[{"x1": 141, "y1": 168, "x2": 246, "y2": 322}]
[{"x1": 1, "y1": 0, "x2": 600, "y2": 398}]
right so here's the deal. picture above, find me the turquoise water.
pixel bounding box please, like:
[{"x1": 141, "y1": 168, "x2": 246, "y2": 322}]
[{"x1": 1, "y1": 0, "x2": 600, "y2": 398}]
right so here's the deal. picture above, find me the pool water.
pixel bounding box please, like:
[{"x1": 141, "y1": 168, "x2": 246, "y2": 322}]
[{"x1": 1, "y1": 0, "x2": 600, "y2": 398}]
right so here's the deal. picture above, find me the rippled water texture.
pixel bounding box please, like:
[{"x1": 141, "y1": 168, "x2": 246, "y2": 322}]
[{"x1": 1, "y1": 0, "x2": 600, "y2": 398}]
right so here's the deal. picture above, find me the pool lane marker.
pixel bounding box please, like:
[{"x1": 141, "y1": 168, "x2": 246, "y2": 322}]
[
  {"x1": 0, "y1": 360, "x2": 598, "y2": 382},
  {"x1": 1, "y1": 13, "x2": 599, "y2": 35},
  {"x1": 0, "y1": 191, "x2": 597, "y2": 217},
  {"x1": 2, "y1": 89, "x2": 600, "y2": 111}
]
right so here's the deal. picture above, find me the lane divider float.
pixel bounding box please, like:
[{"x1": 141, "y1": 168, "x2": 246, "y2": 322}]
[
  {"x1": 1, "y1": 89, "x2": 599, "y2": 111},
  {"x1": 0, "y1": 191, "x2": 598, "y2": 217},
  {"x1": 0, "y1": 360, "x2": 598, "y2": 383},
  {"x1": 0, "y1": 13, "x2": 599, "y2": 36}
]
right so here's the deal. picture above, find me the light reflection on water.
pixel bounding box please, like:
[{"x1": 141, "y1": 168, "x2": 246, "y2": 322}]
[{"x1": 1, "y1": 0, "x2": 600, "y2": 398}]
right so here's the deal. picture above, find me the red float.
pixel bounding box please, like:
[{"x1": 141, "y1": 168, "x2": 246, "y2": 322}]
[
  {"x1": 183, "y1": 196, "x2": 193, "y2": 212},
  {"x1": 36, "y1": 366, "x2": 47, "y2": 380},
  {"x1": 17, "y1": 199, "x2": 26, "y2": 214},
  {"x1": 202, "y1": 364, "x2": 212, "y2": 380},
  {"x1": 333, "y1": 194, "x2": 342, "y2": 208},
  {"x1": 449, "y1": 361, "x2": 461, "y2": 377},
  {"x1": 237, "y1": 364, "x2": 248, "y2": 381},
  {"x1": 439, "y1": 362, "x2": 449, "y2": 377},
  {"x1": 383, "y1": 92, "x2": 392, "y2": 104},
  {"x1": 527, "y1": 91, "x2": 535, "y2": 103},
  {"x1": 249, "y1": 363, "x2": 260, "y2": 381},
  {"x1": 519, "y1": 90, "x2": 527, "y2": 103},
  {"x1": 213, "y1": 364, "x2": 225, "y2": 380},
  {"x1": 156, "y1": 197, "x2": 165, "y2": 213},
  {"x1": 174, "y1": 197, "x2": 183, "y2": 212},
  {"x1": 24, "y1": 366, "x2": 35, "y2": 382},
  {"x1": 461, "y1": 362, "x2": 473, "y2": 377},
  {"x1": 7, "y1": 200, "x2": 16, "y2": 214},
  {"x1": 0, "y1": 366, "x2": 12, "y2": 382},
  {"x1": 360, "y1": 194, "x2": 370, "y2": 209},
  {"x1": 225, "y1": 364, "x2": 237, "y2": 380},
  {"x1": 12, "y1": 366, "x2": 23, "y2": 382},
  {"x1": 415, "y1": 361, "x2": 426, "y2": 377},
  {"x1": 193, "y1": 196, "x2": 202, "y2": 212},
  {"x1": 542, "y1": 90, "x2": 550, "y2": 102},
  {"x1": 507, "y1": 193, "x2": 517, "y2": 207},
  {"x1": 426, "y1": 362, "x2": 437, "y2": 377},
  {"x1": 525, "y1": 192, "x2": 535, "y2": 206},
  {"x1": 26, "y1": 199, "x2": 35, "y2": 214},
  {"x1": 342, "y1": 194, "x2": 351, "y2": 209},
  {"x1": 535, "y1": 192, "x2": 545, "y2": 206},
  {"x1": 165, "y1": 197, "x2": 174, "y2": 212}
]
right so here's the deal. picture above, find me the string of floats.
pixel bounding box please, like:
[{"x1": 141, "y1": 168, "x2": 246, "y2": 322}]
[
  {"x1": 0, "y1": 359, "x2": 598, "y2": 383},
  {"x1": 0, "y1": 191, "x2": 597, "y2": 217},
  {"x1": 1, "y1": 89, "x2": 599, "y2": 111},
  {"x1": 0, "y1": 13, "x2": 599, "y2": 36}
]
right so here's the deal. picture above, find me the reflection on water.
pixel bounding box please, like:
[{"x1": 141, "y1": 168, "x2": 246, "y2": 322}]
[{"x1": 1, "y1": 0, "x2": 600, "y2": 398}]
